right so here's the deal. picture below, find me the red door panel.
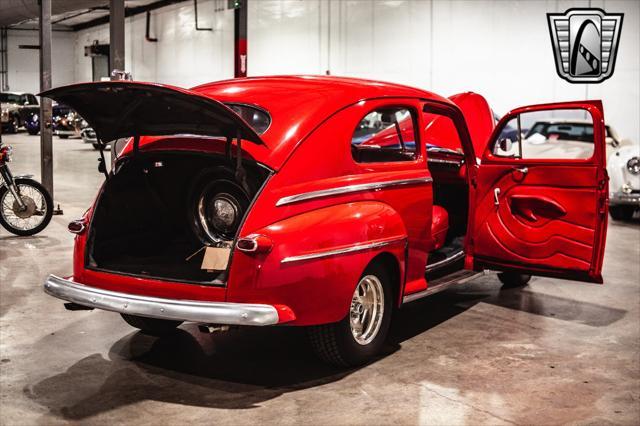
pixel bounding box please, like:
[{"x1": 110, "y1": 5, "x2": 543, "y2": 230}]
[{"x1": 471, "y1": 101, "x2": 608, "y2": 283}]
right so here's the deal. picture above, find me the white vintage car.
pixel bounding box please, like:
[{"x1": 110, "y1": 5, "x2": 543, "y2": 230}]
[{"x1": 608, "y1": 137, "x2": 640, "y2": 221}]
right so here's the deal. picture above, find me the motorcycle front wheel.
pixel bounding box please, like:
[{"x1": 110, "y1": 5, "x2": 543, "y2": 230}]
[{"x1": 0, "y1": 178, "x2": 53, "y2": 236}]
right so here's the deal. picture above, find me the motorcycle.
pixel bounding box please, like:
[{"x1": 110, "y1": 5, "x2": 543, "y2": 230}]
[{"x1": 0, "y1": 142, "x2": 53, "y2": 236}]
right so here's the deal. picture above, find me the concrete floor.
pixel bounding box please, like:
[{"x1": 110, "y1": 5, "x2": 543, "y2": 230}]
[{"x1": 1, "y1": 132, "x2": 639, "y2": 425}]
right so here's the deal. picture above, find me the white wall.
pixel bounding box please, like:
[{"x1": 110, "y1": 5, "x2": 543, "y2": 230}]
[
  {"x1": 248, "y1": 0, "x2": 640, "y2": 142},
  {"x1": 5, "y1": 29, "x2": 75, "y2": 94},
  {"x1": 6, "y1": 0, "x2": 638, "y2": 141},
  {"x1": 74, "y1": 0, "x2": 234, "y2": 87}
]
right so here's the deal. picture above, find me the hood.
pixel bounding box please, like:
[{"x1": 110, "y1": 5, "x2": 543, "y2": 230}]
[{"x1": 39, "y1": 81, "x2": 264, "y2": 145}]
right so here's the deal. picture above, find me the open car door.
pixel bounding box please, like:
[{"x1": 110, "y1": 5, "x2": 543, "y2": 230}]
[{"x1": 470, "y1": 101, "x2": 608, "y2": 283}]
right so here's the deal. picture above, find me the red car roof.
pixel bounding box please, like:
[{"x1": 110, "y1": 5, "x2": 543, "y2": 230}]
[{"x1": 192, "y1": 75, "x2": 453, "y2": 168}]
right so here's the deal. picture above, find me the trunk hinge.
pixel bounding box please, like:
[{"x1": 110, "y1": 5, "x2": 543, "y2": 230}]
[
  {"x1": 234, "y1": 129, "x2": 250, "y2": 193},
  {"x1": 96, "y1": 138, "x2": 109, "y2": 180}
]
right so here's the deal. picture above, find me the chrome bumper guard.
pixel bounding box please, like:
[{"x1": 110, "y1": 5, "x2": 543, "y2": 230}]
[{"x1": 43, "y1": 275, "x2": 279, "y2": 326}]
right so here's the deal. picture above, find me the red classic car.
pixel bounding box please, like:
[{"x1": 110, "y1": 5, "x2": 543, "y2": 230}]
[{"x1": 41, "y1": 76, "x2": 609, "y2": 366}]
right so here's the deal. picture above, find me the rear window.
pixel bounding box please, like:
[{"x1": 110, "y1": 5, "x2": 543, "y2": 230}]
[
  {"x1": 1, "y1": 93, "x2": 21, "y2": 104},
  {"x1": 226, "y1": 103, "x2": 271, "y2": 134},
  {"x1": 351, "y1": 107, "x2": 418, "y2": 163}
]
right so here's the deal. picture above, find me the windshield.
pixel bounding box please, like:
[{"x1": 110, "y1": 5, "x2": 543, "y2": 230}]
[
  {"x1": 1, "y1": 93, "x2": 22, "y2": 104},
  {"x1": 226, "y1": 103, "x2": 271, "y2": 134}
]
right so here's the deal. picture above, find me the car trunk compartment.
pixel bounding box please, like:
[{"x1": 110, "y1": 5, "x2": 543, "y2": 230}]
[{"x1": 86, "y1": 151, "x2": 269, "y2": 284}]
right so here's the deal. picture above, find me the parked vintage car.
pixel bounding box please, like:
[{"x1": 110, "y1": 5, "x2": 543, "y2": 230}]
[
  {"x1": 608, "y1": 140, "x2": 639, "y2": 220},
  {"x1": 514, "y1": 120, "x2": 620, "y2": 159},
  {"x1": 41, "y1": 77, "x2": 609, "y2": 366},
  {"x1": 24, "y1": 103, "x2": 76, "y2": 135},
  {"x1": 53, "y1": 108, "x2": 86, "y2": 139},
  {"x1": 1, "y1": 92, "x2": 39, "y2": 133},
  {"x1": 80, "y1": 126, "x2": 109, "y2": 150}
]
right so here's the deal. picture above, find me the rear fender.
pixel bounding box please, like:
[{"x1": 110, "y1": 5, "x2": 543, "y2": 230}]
[{"x1": 226, "y1": 201, "x2": 407, "y2": 325}]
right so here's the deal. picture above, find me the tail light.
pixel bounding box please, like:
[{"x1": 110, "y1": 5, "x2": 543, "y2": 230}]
[
  {"x1": 68, "y1": 219, "x2": 86, "y2": 234},
  {"x1": 236, "y1": 234, "x2": 273, "y2": 254},
  {"x1": 0, "y1": 145, "x2": 13, "y2": 162}
]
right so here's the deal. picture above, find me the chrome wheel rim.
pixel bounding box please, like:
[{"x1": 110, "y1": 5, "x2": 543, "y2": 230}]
[
  {"x1": 350, "y1": 275, "x2": 384, "y2": 345},
  {"x1": 1, "y1": 184, "x2": 48, "y2": 231}
]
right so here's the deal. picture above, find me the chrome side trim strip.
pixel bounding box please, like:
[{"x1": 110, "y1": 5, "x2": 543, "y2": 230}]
[
  {"x1": 276, "y1": 177, "x2": 433, "y2": 207},
  {"x1": 425, "y1": 250, "x2": 465, "y2": 272},
  {"x1": 281, "y1": 237, "x2": 406, "y2": 264},
  {"x1": 43, "y1": 275, "x2": 280, "y2": 326},
  {"x1": 427, "y1": 158, "x2": 463, "y2": 166},
  {"x1": 402, "y1": 270, "x2": 483, "y2": 304}
]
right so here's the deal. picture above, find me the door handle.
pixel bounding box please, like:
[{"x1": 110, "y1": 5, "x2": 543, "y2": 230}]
[{"x1": 493, "y1": 187, "x2": 501, "y2": 206}]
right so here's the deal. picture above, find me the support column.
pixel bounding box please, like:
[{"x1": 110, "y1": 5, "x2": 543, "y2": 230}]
[
  {"x1": 39, "y1": 0, "x2": 53, "y2": 196},
  {"x1": 234, "y1": 0, "x2": 247, "y2": 77},
  {"x1": 109, "y1": 0, "x2": 125, "y2": 75}
]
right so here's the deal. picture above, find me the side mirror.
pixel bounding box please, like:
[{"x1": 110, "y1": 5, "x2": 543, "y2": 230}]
[
  {"x1": 498, "y1": 138, "x2": 513, "y2": 152},
  {"x1": 606, "y1": 136, "x2": 619, "y2": 147}
]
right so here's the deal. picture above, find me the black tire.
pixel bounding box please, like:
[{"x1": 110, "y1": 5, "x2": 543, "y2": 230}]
[
  {"x1": 120, "y1": 313, "x2": 182, "y2": 336},
  {"x1": 58, "y1": 135, "x2": 69, "y2": 139},
  {"x1": 7, "y1": 115, "x2": 19, "y2": 133},
  {"x1": 0, "y1": 178, "x2": 53, "y2": 236},
  {"x1": 609, "y1": 205, "x2": 635, "y2": 221},
  {"x1": 307, "y1": 262, "x2": 393, "y2": 367},
  {"x1": 498, "y1": 272, "x2": 531, "y2": 288},
  {"x1": 27, "y1": 128, "x2": 39, "y2": 135}
]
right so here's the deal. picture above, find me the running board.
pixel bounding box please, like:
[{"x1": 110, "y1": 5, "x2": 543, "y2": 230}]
[
  {"x1": 425, "y1": 249, "x2": 465, "y2": 273},
  {"x1": 403, "y1": 270, "x2": 483, "y2": 304}
]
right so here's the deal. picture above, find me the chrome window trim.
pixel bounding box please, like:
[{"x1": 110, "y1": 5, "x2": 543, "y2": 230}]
[
  {"x1": 276, "y1": 177, "x2": 433, "y2": 207},
  {"x1": 427, "y1": 158, "x2": 463, "y2": 166},
  {"x1": 281, "y1": 237, "x2": 406, "y2": 264}
]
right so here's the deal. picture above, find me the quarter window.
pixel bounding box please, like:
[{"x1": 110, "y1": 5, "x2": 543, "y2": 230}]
[{"x1": 351, "y1": 107, "x2": 417, "y2": 163}]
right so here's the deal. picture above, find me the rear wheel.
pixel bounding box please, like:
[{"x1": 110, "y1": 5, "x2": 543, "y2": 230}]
[
  {"x1": 27, "y1": 128, "x2": 39, "y2": 135},
  {"x1": 58, "y1": 135, "x2": 69, "y2": 139},
  {"x1": 120, "y1": 313, "x2": 182, "y2": 336},
  {"x1": 307, "y1": 263, "x2": 392, "y2": 367},
  {"x1": 609, "y1": 205, "x2": 635, "y2": 221},
  {"x1": 498, "y1": 272, "x2": 531, "y2": 288}
]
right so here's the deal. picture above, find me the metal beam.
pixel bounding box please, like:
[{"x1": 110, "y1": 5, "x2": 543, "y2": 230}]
[
  {"x1": 72, "y1": 0, "x2": 188, "y2": 32},
  {"x1": 39, "y1": 0, "x2": 53, "y2": 197},
  {"x1": 109, "y1": 0, "x2": 125, "y2": 74},
  {"x1": 234, "y1": 0, "x2": 247, "y2": 78}
]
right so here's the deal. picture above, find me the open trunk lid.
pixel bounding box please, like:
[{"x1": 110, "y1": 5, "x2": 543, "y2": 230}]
[{"x1": 39, "y1": 81, "x2": 264, "y2": 144}]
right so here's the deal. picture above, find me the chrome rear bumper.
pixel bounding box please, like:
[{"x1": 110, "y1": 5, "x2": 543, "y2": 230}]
[{"x1": 43, "y1": 275, "x2": 279, "y2": 326}]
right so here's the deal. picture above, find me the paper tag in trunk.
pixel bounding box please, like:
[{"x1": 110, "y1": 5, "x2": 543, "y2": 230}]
[{"x1": 201, "y1": 247, "x2": 231, "y2": 271}]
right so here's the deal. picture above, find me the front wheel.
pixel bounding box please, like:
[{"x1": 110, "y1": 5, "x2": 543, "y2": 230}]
[
  {"x1": 0, "y1": 178, "x2": 53, "y2": 236},
  {"x1": 498, "y1": 272, "x2": 531, "y2": 288},
  {"x1": 307, "y1": 263, "x2": 393, "y2": 367},
  {"x1": 120, "y1": 314, "x2": 183, "y2": 336}
]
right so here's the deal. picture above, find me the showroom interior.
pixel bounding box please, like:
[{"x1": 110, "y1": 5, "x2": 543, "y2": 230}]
[{"x1": 0, "y1": 0, "x2": 639, "y2": 424}]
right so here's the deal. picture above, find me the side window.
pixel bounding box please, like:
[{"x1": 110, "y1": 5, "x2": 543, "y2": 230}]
[
  {"x1": 351, "y1": 107, "x2": 417, "y2": 163},
  {"x1": 27, "y1": 95, "x2": 38, "y2": 105},
  {"x1": 493, "y1": 109, "x2": 595, "y2": 160}
]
